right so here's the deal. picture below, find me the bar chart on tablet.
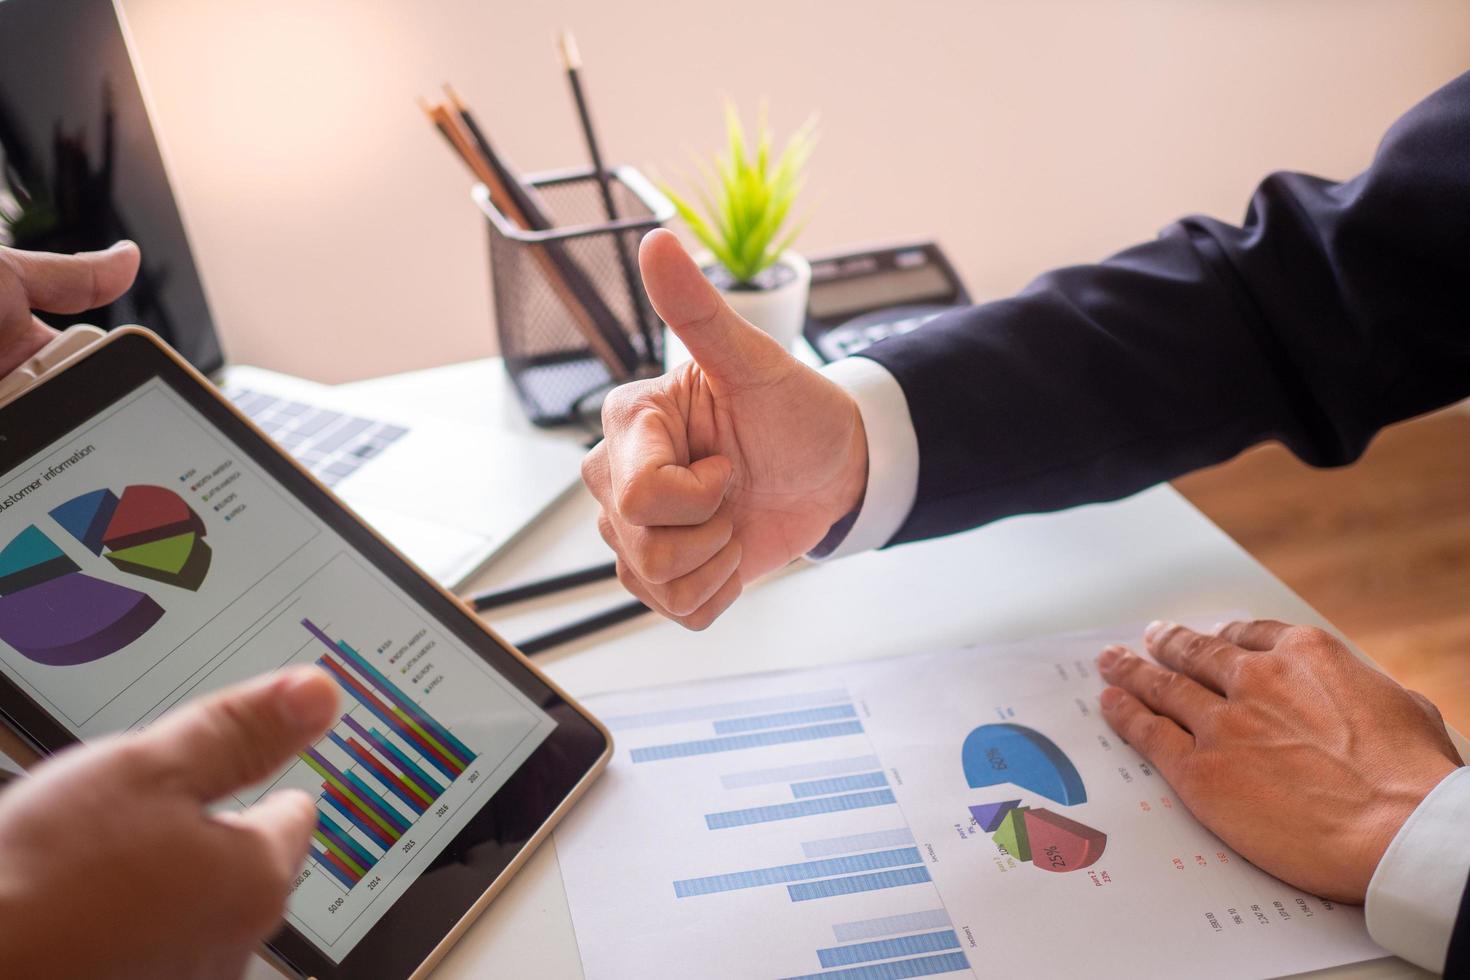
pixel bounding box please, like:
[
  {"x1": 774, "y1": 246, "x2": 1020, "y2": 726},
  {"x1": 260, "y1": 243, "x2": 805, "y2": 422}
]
[
  {"x1": 195, "y1": 552, "x2": 553, "y2": 955},
  {"x1": 295, "y1": 618, "x2": 479, "y2": 891}
]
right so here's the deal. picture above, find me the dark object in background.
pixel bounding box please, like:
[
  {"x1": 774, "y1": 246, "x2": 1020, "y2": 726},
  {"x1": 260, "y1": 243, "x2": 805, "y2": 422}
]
[
  {"x1": 515, "y1": 599, "x2": 650, "y2": 656},
  {"x1": 801, "y1": 241, "x2": 970, "y2": 363},
  {"x1": 557, "y1": 32, "x2": 657, "y2": 366},
  {"x1": 0, "y1": 0, "x2": 223, "y2": 374},
  {"x1": 469, "y1": 561, "x2": 618, "y2": 612}
]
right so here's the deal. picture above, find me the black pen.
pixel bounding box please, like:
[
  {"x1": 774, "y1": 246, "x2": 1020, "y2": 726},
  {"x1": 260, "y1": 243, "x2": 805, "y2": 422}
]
[
  {"x1": 515, "y1": 598, "x2": 651, "y2": 656},
  {"x1": 468, "y1": 561, "x2": 619, "y2": 612},
  {"x1": 558, "y1": 31, "x2": 658, "y2": 366}
]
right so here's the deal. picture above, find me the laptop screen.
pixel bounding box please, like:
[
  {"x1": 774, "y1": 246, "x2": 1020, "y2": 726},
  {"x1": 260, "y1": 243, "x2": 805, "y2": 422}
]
[{"x1": 0, "y1": 0, "x2": 224, "y2": 375}]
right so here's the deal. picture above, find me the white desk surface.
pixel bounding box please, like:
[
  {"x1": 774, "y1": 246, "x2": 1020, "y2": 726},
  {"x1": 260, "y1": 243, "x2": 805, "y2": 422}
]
[{"x1": 251, "y1": 358, "x2": 1435, "y2": 980}]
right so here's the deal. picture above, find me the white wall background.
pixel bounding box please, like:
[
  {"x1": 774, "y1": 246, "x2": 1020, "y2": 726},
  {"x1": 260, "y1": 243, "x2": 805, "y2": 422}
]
[{"x1": 118, "y1": 0, "x2": 1470, "y2": 383}]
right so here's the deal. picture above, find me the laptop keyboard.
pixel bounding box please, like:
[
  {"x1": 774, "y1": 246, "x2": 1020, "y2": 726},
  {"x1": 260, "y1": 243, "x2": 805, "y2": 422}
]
[{"x1": 224, "y1": 388, "x2": 410, "y2": 487}]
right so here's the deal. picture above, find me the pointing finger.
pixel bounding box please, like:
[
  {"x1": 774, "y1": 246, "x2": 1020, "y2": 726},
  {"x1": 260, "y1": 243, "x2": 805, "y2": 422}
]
[{"x1": 141, "y1": 667, "x2": 339, "y2": 802}]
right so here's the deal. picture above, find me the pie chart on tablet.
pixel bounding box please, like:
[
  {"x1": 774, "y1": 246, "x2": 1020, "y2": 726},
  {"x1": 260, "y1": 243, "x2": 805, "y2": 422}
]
[{"x1": 0, "y1": 486, "x2": 211, "y2": 667}]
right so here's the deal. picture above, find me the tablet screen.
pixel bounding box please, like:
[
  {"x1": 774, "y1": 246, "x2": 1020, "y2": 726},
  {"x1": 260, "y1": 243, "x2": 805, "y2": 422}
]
[{"x1": 0, "y1": 374, "x2": 559, "y2": 963}]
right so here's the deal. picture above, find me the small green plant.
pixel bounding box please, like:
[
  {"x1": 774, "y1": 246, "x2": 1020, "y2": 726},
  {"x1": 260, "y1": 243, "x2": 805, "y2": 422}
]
[
  {"x1": 0, "y1": 167, "x2": 56, "y2": 246},
  {"x1": 663, "y1": 103, "x2": 816, "y2": 286}
]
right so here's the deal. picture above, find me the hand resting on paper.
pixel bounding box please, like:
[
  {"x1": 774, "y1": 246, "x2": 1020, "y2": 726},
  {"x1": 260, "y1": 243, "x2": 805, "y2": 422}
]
[{"x1": 1096, "y1": 618, "x2": 1463, "y2": 903}]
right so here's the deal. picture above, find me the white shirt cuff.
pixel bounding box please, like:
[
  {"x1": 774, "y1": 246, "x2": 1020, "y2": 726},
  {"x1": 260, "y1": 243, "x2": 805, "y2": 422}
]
[
  {"x1": 807, "y1": 356, "x2": 919, "y2": 560},
  {"x1": 1365, "y1": 765, "x2": 1470, "y2": 973}
]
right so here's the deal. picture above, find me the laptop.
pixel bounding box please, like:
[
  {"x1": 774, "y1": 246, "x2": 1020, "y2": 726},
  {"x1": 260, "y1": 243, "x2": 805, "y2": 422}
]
[{"x1": 0, "y1": 0, "x2": 586, "y2": 588}]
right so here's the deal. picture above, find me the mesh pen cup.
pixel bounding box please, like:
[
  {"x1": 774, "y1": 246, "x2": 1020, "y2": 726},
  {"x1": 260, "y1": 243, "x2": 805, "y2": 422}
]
[{"x1": 474, "y1": 166, "x2": 673, "y2": 426}]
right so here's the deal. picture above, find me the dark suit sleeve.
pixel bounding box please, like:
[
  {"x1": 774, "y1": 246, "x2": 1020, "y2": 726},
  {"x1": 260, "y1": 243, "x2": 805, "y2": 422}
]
[
  {"x1": 861, "y1": 69, "x2": 1470, "y2": 547},
  {"x1": 1446, "y1": 881, "x2": 1470, "y2": 980},
  {"x1": 1448, "y1": 872, "x2": 1470, "y2": 976}
]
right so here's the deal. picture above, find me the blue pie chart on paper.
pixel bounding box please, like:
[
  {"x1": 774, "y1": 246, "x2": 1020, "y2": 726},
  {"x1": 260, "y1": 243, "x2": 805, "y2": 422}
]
[{"x1": 961, "y1": 723, "x2": 1087, "y2": 805}]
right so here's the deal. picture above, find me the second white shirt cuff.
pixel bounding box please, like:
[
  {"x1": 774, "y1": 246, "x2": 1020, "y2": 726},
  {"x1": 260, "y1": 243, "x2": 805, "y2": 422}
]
[
  {"x1": 808, "y1": 356, "x2": 920, "y2": 561},
  {"x1": 1365, "y1": 765, "x2": 1470, "y2": 973}
]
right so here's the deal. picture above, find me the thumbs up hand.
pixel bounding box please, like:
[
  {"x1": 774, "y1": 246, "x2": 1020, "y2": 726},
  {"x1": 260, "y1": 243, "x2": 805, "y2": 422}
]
[{"x1": 582, "y1": 230, "x2": 869, "y2": 629}]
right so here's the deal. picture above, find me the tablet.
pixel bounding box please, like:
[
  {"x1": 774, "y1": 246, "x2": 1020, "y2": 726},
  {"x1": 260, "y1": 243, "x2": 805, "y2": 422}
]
[{"x1": 0, "y1": 328, "x2": 610, "y2": 978}]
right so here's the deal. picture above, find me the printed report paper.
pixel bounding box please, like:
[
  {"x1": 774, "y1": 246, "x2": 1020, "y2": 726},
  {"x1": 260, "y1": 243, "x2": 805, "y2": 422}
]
[{"x1": 554, "y1": 625, "x2": 1386, "y2": 979}]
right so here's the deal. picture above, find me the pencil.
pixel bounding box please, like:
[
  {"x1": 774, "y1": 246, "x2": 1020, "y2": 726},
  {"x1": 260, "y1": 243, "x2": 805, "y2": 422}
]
[
  {"x1": 441, "y1": 84, "x2": 639, "y2": 378},
  {"x1": 557, "y1": 31, "x2": 657, "y2": 366},
  {"x1": 443, "y1": 84, "x2": 555, "y2": 233},
  {"x1": 420, "y1": 98, "x2": 497, "y2": 188},
  {"x1": 420, "y1": 94, "x2": 637, "y2": 379}
]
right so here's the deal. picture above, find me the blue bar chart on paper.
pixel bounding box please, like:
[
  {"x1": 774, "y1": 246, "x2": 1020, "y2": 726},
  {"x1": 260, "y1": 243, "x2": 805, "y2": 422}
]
[
  {"x1": 561, "y1": 684, "x2": 972, "y2": 980},
  {"x1": 554, "y1": 627, "x2": 1388, "y2": 980}
]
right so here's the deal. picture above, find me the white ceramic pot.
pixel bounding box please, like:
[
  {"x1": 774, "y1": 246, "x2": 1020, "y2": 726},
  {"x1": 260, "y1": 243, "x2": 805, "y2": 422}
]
[{"x1": 664, "y1": 251, "x2": 812, "y2": 370}]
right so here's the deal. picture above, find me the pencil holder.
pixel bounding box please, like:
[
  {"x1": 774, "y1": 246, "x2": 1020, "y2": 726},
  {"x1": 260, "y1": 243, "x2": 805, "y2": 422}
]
[{"x1": 474, "y1": 166, "x2": 673, "y2": 427}]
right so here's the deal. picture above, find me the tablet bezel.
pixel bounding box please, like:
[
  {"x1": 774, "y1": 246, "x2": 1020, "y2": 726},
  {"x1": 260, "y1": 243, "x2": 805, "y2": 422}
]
[{"x1": 0, "y1": 328, "x2": 611, "y2": 979}]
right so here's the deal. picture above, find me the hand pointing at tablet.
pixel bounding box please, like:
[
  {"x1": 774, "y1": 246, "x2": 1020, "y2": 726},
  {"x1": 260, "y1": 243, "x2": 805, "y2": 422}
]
[
  {"x1": 0, "y1": 668, "x2": 339, "y2": 979},
  {"x1": 0, "y1": 241, "x2": 354, "y2": 979}
]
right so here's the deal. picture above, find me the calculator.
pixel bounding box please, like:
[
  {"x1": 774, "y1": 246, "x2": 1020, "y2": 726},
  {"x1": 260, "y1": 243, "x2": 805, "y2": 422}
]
[{"x1": 802, "y1": 241, "x2": 970, "y2": 362}]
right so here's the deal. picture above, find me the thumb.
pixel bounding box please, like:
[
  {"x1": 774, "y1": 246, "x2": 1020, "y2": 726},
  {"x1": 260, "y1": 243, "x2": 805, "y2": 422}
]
[
  {"x1": 3, "y1": 240, "x2": 140, "y2": 314},
  {"x1": 639, "y1": 229, "x2": 789, "y2": 383},
  {"x1": 141, "y1": 666, "x2": 340, "y2": 802}
]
